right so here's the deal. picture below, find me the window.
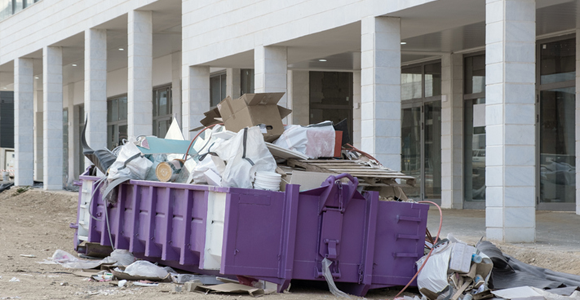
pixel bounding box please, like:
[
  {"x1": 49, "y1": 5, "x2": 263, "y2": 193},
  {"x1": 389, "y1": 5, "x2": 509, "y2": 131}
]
[
  {"x1": 309, "y1": 71, "x2": 353, "y2": 139},
  {"x1": 63, "y1": 108, "x2": 68, "y2": 181},
  {"x1": 210, "y1": 73, "x2": 226, "y2": 107},
  {"x1": 463, "y1": 54, "x2": 486, "y2": 202},
  {"x1": 0, "y1": 92, "x2": 14, "y2": 148},
  {"x1": 153, "y1": 85, "x2": 172, "y2": 137},
  {"x1": 107, "y1": 95, "x2": 128, "y2": 149},
  {"x1": 0, "y1": 0, "x2": 40, "y2": 21},
  {"x1": 240, "y1": 69, "x2": 254, "y2": 95}
]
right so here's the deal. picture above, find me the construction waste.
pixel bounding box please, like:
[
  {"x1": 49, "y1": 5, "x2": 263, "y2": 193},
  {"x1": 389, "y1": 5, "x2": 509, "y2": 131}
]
[
  {"x1": 81, "y1": 92, "x2": 415, "y2": 201},
  {"x1": 75, "y1": 92, "x2": 580, "y2": 299}
]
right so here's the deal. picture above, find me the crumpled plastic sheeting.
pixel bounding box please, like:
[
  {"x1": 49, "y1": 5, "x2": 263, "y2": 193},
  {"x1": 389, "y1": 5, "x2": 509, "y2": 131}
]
[
  {"x1": 122, "y1": 260, "x2": 168, "y2": 279},
  {"x1": 321, "y1": 258, "x2": 352, "y2": 299},
  {"x1": 477, "y1": 240, "x2": 580, "y2": 290},
  {"x1": 273, "y1": 122, "x2": 336, "y2": 159},
  {"x1": 81, "y1": 119, "x2": 117, "y2": 174},
  {"x1": 108, "y1": 141, "x2": 152, "y2": 181},
  {"x1": 39, "y1": 249, "x2": 135, "y2": 269}
]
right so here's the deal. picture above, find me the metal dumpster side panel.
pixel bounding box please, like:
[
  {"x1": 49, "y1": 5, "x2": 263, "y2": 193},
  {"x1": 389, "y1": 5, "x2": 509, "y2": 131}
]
[
  {"x1": 220, "y1": 187, "x2": 287, "y2": 277},
  {"x1": 79, "y1": 174, "x2": 226, "y2": 269},
  {"x1": 371, "y1": 201, "x2": 429, "y2": 286}
]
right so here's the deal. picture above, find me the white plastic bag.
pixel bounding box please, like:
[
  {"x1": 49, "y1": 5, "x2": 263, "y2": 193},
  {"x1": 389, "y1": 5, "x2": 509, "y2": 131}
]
[
  {"x1": 274, "y1": 121, "x2": 335, "y2": 159},
  {"x1": 108, "y1": 141, "x2": 153, "y2": 180},
  {"x1": 124, "y1": 260, "x2": 168, "y2": 279},
  {"x1": 108, "y1": 249, "x2": 135, "y2": 266},
  {"x1": 212, "y1": 126, "x2": 277, "y2": 188},
  {"x1": 416, "y1": 241, "x2": 453, "y2": 297}
]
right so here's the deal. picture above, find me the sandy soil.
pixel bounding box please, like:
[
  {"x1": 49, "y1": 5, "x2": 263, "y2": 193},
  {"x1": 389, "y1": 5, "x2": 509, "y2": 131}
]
[{"x1": 1, "y1": 187, "x2": 579, "y2": 300}]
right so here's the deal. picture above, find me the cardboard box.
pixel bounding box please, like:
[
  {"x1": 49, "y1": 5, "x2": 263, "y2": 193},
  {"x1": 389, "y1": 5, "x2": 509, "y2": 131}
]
[{"x1": 198, "y1": 93, "x2": 292, "y2": 142}]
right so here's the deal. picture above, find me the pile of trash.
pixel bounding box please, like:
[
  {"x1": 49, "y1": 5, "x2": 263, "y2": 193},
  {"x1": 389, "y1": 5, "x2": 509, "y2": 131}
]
[
  {"x1": 413, "y1": 235, "x2": 580, "y2": 300},
  {"x1": 82, "y1": 92, "x2": 414, "y2": 201},
  {"x1": 41, "y1": 249, "x2": 272, "y2": 296}
]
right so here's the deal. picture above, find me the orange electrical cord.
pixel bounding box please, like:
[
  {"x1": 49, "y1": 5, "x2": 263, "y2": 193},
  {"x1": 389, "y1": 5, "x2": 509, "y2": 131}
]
[{"x1": 394, "y1": 200, "x2": 443, "y2": 299}]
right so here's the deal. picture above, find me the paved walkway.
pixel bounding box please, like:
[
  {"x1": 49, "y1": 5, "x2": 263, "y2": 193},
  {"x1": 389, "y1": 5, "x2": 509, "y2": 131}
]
[{"x1": 427, "y1": 208, "x2": 580, "y2": 252}]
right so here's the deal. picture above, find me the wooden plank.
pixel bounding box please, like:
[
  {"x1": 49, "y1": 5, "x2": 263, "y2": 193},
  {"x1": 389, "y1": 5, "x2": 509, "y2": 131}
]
[{"x1": 287, "y1": 159, "x2": 338, "y2": 173}]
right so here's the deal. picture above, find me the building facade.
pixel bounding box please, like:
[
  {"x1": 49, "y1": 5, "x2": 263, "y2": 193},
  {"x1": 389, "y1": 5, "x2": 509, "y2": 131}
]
[{"x1": 1, "y1": 0, "x2": 579, "y2": 242}]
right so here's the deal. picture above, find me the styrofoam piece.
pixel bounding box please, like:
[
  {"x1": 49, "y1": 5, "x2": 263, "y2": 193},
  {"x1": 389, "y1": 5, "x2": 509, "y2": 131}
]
[
  {"x1": 449, "y1": 242, "x2": 476, "y2": 274},
  {"x1": 77, "y1": 180, "x2": 94, "y2": 242},
  {"x1": 204, "y1": 192, "x2": 226, "y2": 270},
  {"x1": 204, "y1": 169, "x2": 222, "y2": 186}
]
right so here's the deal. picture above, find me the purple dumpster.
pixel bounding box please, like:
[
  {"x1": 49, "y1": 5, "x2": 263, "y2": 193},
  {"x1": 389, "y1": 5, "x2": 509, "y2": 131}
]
[{"x1": 73, "y1": 169, "x2": 429, "y2": 296}]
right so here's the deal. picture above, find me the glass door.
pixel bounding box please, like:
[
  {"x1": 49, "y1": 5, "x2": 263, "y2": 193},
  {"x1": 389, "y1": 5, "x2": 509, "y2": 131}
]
[
  {"x1": 401, "y1": 101, "x2": 441, "y2": 200},
  {"x1": 401, "y1": 105, "x2": 421, "y2": 199},
  {"x1": 400, "y1": 61, "x2": 442, "y2": 202},
  {"x1": 539, "y1": 87, "x2": 575, "y2": 205},
  {"x1": 537, "y1": 37, "x2": 576, "y2": 210},
  {"x1": 424, "y1": 102, "x2": 442, "y2": 199}
]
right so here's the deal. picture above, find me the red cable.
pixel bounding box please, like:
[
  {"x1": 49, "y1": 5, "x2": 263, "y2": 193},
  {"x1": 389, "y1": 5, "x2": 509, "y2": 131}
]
[
  {"x1": 394, "y1": 200, "x2": 443, "y2": 299},
  {"x1": 182, "y1": 123, "x2": 222, "y2": 161}
]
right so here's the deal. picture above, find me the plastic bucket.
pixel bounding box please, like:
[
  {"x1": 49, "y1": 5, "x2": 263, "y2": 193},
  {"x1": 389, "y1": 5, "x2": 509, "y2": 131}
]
[{"x1": 254, "y1": 172, "x2": 281, "y2": 191}]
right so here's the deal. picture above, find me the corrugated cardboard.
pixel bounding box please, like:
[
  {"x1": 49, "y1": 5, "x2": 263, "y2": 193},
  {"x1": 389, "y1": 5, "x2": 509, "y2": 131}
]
[{"x1": 216, "y1": 93, "x2": 292, "y2": 142}]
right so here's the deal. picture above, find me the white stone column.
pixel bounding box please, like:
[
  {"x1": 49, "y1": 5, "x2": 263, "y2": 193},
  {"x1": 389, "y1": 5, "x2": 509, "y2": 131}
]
[
  {"x1": 287, "y1": 70, "x2": 309, "y2": 126},
  {"x1": 353, "y1": 70, "x2": 362, "y2": 148},
  {"x1": 172, "y1": 52, "x2": 182, "y2": 126},
  {"x1": 254, "y1": 45, "x2": 288, "y2": 111},
  {"x1": 43, "y1": 46, "x2": 64, "y2": 190},
  {"x1": 576, "y1": 26, "x2": 580, "y2": 215},
  {"x1": 13, "y1": 57, "x2": 34, "y2": 186},
  {"x1": 85, "y1": 28, "x2": 107, "y2": 152},
  {"x1": 485, "y1": 0, "x2": 536, "y2": 242},
  {"x1": 182, "y1": 65, "x2": 210, "y2": 139},
  {"x1": 361, "y1": 16, "x2": 401, "y2": 168},
  {"x1": 441, "y1": 54, "x2": 464, "y2": 209},
  {"x1": 128, "y1": 10, "x2": 153, "y2": 138},
  {"x1": 226, "y1": 68, "x2": 241, "y2": 99}
]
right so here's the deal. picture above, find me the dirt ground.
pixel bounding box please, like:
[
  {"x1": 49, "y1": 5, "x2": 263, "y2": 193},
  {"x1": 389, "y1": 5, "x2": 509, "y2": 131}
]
[{"x1": 1, "y1": 188, "x2": 580, "y2": 300}]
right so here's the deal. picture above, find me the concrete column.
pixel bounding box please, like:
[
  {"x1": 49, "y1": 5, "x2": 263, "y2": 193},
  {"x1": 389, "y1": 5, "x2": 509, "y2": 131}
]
[
  {"x1": 353, "y1": 70, "x2": 361, "y2": 148},
  {"x1": 576, "y1": 26, "x2": 580, "y2": 215},
  {"x1": 361, "y1": 16, "x2": 401, "y2": 168},
  {"x1": 33, "y1": 76, "x2": 43, "y2": 182},
  {"x1": 182, "y1": 65, "x2": 209, "y2": 139},
  {"x1": 43, "y1": 46, "x2": 64, "y2": 190},
  {"x1": 254, "y1": 45, "x2": 288, "y2": 112},
  {"x1": 172, "y1": 52, "x2": 182, "y2": 126},
  {"x1": 84, "y1": 28, "x2": 107, "y2": 152},
  {"x1": 13, "y1": 57, "x2": 34, "y2": 186},
  {"x1": 441, "y1": 54, "x2": 464, "y2": 209},
  {"x1": 226, "y1": 68, "x2": 241, "y2": 99},
  {"x1": 287, "y1": 70, "x2": 309, "y2": 126},
  {"x1": 128, "y1": 10, "x2": 153, "y2": 137},
  {"x1": 485, "y1": 0, "x2": 536, "y2": 242}
]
